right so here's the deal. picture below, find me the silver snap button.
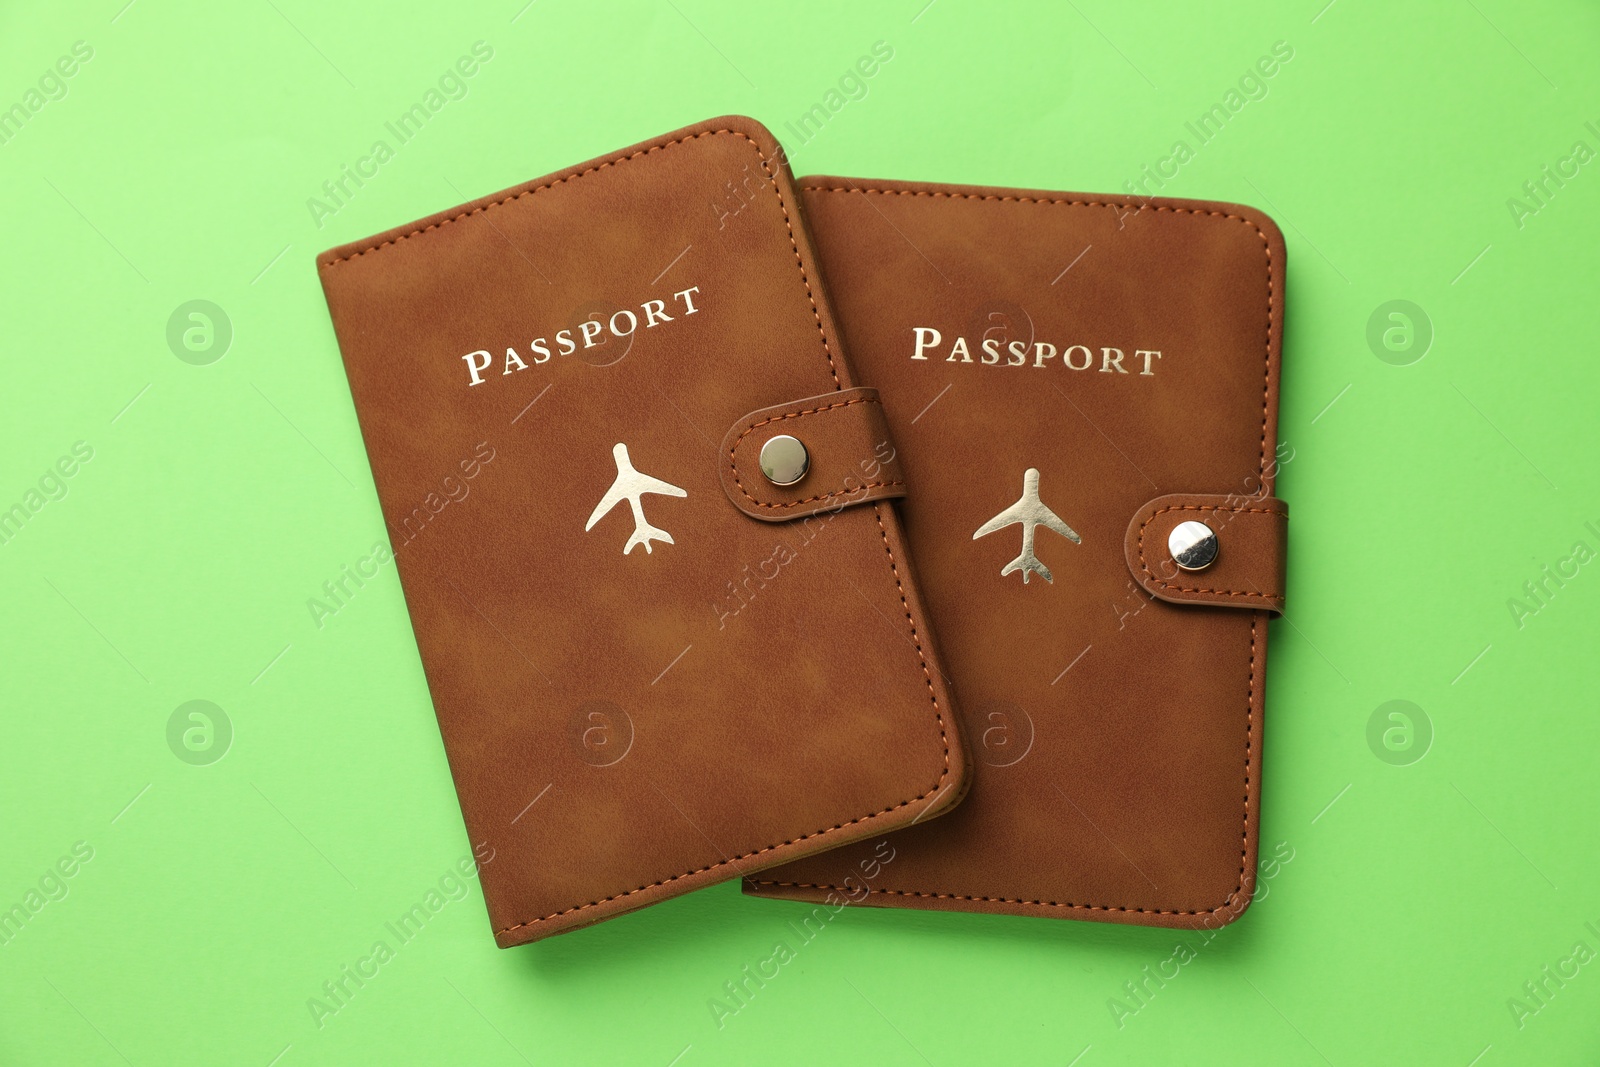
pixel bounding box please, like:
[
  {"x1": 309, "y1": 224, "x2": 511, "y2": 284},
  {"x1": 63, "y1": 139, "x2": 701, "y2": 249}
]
[
  {"x1": 759, "y1": 434, "x2": 809, "y2": 486},
  {"x1": 1168, "y1": 520, "x2": 1218, "y2": 571}
]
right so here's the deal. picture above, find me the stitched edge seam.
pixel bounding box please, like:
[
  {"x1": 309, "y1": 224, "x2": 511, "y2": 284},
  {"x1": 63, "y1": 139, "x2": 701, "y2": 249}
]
[
  {"x1": 727, "y1": 396, "x2": 903, "y2": 509},
  {"x1": 742, "y1": 882, "x2": 1247, "y2": 915},
  {"x1": 751, "y1": 609, "x2": 1260, "y2": 919},
  {"x1": 749, "y1": 181, "x2": 1275, "y2": 920},
  {"x1": 444, "y1": 143, "x2": 949, "y2": 938},
  {"x1": 321, "y1": 128, "x2": 841, "y2": 391},
  {"x1": 1135, "y1": 503, "x2": 1285, "y2": 599}
]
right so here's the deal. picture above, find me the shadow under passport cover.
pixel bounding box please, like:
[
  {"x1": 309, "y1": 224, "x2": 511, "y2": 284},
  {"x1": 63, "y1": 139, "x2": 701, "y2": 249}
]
[
  {"x1": 747, "y1": 178, "x2": 1288, "y2": 928},
  {"x1": 315, "y1": 120, "x2": 967, "y2": 946}
]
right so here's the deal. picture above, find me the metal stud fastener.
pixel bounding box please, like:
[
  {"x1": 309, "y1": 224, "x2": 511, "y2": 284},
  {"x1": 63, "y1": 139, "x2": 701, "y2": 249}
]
[
  {"x1": 1168, "y1": 520, "x2": 1219, "y2": 572},
  {"x1": 759, "y1": 434, "x2": 809, "y2": 486}
]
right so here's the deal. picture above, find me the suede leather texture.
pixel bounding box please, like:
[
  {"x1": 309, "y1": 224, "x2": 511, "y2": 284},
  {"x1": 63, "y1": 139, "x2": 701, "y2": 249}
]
[
  {"x1": 316, "y1": 121, "x2": 967, "y2": 946},
  {"x1": 746, "y1": 177, "x2": 1287, "y2": 929}
]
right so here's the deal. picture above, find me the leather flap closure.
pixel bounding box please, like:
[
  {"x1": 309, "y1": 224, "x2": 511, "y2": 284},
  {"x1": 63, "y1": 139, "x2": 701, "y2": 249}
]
[
  {"x1": 719, "y1": 387, "x2": 905, "y2": 522},
  {"x1": 1125, "y1": 493, "x2": 1287, "y2": 613}
]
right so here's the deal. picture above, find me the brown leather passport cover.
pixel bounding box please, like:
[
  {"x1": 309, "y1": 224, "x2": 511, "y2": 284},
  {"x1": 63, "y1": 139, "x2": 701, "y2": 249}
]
[
  {"x1": 315, "y1": 121, "x2": 966, "y2": 946},
  {"x1": 746, "y1": 177, "x2": 1287, "y2": 929}
]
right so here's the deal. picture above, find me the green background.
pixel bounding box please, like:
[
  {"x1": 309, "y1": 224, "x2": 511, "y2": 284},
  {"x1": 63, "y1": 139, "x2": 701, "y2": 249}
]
[{"x1": 2, "y1": 0, "x2": 1597, "y2": 1062}]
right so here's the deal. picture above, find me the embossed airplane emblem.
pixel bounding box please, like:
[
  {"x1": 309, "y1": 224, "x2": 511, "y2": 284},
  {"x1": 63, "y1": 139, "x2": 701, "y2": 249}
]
[
  {"x1": 585, "y1": 443, "x2": 687, "y2": 555},
  {"x1": 973, "y1": 468, "x2": 1081, "y2": 583}
]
